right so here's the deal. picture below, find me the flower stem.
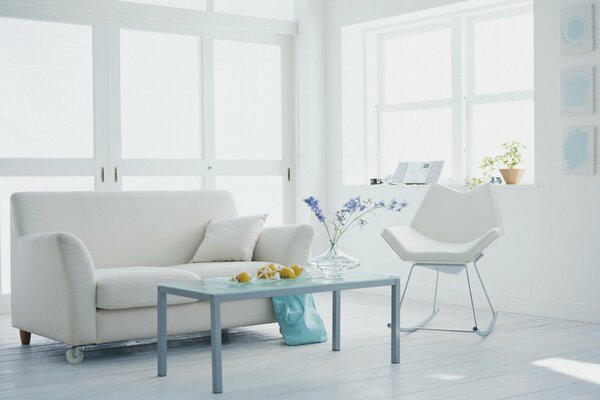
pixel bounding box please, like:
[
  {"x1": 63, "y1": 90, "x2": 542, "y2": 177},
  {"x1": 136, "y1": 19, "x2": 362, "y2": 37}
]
[{"x1": 333, "y1": 207, "x2": 379, "y2": 243}]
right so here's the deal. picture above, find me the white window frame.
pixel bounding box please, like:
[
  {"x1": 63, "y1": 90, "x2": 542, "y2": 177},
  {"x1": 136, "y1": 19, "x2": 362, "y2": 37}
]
[{"x1": 357, "y1": 0, "x2": 533, "y2": 185}]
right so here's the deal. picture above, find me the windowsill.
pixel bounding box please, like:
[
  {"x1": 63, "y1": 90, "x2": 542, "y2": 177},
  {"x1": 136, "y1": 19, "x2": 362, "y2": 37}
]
[{"x1": 343, "y1": 183, "x2": 540, "y2": 190}]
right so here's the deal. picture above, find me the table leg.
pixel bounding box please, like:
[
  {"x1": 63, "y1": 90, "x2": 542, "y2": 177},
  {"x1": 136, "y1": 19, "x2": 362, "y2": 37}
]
[
  {"x1": 157, "y1": 289, "x2": 167, "y2": 376},
  {"x1": 332, "y1": 290, "x2": 341, "y2": 351},
  {"x1": 391, "y1": 280, "x2": 400, "y2": 364},
  {"x1": 210, "y1": 297, "x2": 223, "y2": 394}
]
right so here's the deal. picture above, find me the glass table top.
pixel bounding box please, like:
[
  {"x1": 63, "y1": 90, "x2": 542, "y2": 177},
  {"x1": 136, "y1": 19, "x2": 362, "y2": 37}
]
[{"x1": 159, "y1": 271, "x2": 400, "y2": 297}]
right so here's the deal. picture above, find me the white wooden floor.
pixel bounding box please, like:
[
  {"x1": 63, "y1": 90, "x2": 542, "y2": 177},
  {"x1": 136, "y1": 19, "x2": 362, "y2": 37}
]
[{"x1": 1, "y1": 291, "x2": 599, "y2": 400}]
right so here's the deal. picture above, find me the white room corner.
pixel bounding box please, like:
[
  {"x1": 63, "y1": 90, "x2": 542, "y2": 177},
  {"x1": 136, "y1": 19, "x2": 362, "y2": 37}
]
[{"x1": 322, "y1": 0, "x2": 600, "y2": 324}]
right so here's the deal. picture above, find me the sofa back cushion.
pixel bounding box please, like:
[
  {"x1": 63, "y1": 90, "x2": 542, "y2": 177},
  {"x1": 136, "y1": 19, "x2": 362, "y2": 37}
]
[{"x1": 11, "y1": 190, "x2": 238, "y2": 268}]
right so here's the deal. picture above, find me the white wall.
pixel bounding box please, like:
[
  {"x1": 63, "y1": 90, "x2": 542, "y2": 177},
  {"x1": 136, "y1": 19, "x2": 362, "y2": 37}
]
[{"x1": 317, "y1": 0, "x2": 600, "y2": 323}]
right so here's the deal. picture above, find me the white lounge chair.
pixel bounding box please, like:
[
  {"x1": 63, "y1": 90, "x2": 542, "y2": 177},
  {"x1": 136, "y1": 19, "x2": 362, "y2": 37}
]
[{"x1": 381, "y1": 183, "x2": 503, "y2": 336}]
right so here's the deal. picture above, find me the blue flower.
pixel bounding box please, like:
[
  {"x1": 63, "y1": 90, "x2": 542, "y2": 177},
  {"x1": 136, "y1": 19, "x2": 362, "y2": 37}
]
[
  {"x1": 387, "y1": 198, "x2": 408, "y2": 212},
  {"x1": 303, "y1": 196, "x2": 325, "y2": 223},
  {"x1": 343, "y1": 196, "x2": 361, "y2": 213},
  {"x1": 304, "y1": 195, "x2": 407, "y2": 242}
]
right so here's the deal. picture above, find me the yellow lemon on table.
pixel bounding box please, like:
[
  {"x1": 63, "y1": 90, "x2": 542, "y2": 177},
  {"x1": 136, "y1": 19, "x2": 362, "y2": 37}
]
[
  {"x1": 235, "y1": 272, "x2": 252, "y2": 283},
  {"x1": 279, "y1": 267, "x2": 296, "y2": 279},
  {"x1": 290, "y1": 265, "x2": 303, "y2": 277},
  {"x1": 267, "y1": 263, "x2": 279, "y2": 272}
]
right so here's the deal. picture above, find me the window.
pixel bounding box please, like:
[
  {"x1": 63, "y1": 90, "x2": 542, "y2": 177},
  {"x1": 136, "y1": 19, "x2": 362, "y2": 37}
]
[
  {"x1": 216, "y1": 176, "x2": 283, "y2": 225},
  {"x1": 0, "y1": 17, "x2": 94, "y2": 158},
  {"x1": 122, "y1": 176, "x2": 203, "y2": 191},
  {"x1": 120, "y1": 29, "x2": 203, "y2": 159},
  {"x1": 0, "y1": 2, "x2": 297, "y2": 299},
  {"x1": 468, "y1": 11, "x2": 534, "y2": 178},
  {"x1": 377, "y1": 26, "x2": 454, "y2": 182},
  {"x1": 344, "y1": 1, "x2": 534, "y2": 184},
  {"x1": 214, "y1": 40, "x2": 282, "y2": 160}
]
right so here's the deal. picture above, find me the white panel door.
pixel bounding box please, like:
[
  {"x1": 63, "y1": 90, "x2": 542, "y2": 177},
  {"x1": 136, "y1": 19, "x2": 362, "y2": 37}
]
[
  {"x1": 110, "y1": 21, "x2": 296, "y2": 224},
  {"x1": 212, "y1": 30, "x2": 295, "y2": 225},
  {"x1": 108, "y1": 18, "x2": 209, "y2": 192},
  {"x1": 0, "y1": 8, "x2": 110, "y2": 298}
]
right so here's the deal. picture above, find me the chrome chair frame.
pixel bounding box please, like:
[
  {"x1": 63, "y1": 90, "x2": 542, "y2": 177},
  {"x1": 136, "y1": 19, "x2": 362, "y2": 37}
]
[{"x1": 399, "y1": 253, "x2": 498, "y2": 336}]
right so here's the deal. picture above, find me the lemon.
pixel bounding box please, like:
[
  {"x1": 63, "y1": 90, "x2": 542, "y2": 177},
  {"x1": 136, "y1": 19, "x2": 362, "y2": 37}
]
[
  {"x1": 268, "y1": 263, "x2": 279, "y2": 271},
  {"x1": 290, "y1": 265, "x2": 303, "y2": 277},
  {"x1": 236, "y1": 272, "x2": 252, "y2": 283},
  {"x1": 279, "y1": 267, "x2": 296, "y2": 279}
]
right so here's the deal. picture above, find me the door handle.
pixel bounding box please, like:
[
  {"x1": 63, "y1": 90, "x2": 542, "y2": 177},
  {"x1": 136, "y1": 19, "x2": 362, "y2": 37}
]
[
  {"x1": 114, "y1": 167, "x2": 118, "y2": 183},
  {"x1": 101, "y1": 167, "x2": 105, "y2": 183}
]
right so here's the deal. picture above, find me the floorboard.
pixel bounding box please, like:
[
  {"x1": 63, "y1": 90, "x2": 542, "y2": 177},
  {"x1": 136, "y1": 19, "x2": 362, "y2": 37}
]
[{"x1": 0, "y1": 291, "x2": 598, "y2": 399}]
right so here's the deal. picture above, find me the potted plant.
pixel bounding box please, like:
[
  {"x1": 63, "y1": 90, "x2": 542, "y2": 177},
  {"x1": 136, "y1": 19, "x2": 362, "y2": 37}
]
[
  {"x1": 466, "y1": 141, "x2": 527, "y2": 188},
  {"x1": 496, "y1": 141, "x2": 527, "y2": 184}
]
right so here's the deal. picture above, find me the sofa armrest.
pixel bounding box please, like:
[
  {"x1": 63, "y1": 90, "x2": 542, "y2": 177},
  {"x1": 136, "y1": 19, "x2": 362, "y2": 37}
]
[
  {"x1": 11, "y1": 232, "x2": 96, "y2": 346},
  {"x1": 253, "y1": 224, "x2": 315, "y2": 266}
]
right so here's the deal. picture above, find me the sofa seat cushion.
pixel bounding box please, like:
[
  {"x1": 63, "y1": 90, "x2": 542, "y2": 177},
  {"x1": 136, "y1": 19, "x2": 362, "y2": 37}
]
[
  {"x1": 96, "y1": 267, "x2": 201, "y2": 310},
  {"x1": 172, "y1": 261, "x2": 282, "y2": 279}
]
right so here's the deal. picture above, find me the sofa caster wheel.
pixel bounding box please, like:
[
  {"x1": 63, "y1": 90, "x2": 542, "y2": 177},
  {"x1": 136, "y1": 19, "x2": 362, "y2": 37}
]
[{"x1": 66, "y1": 346, "x2": 85, "y2": 365}]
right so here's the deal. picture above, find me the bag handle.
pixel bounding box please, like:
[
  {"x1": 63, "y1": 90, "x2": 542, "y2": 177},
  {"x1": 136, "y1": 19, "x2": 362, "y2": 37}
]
[{"x1": 283, "y1": 294, "x2": 305, "y2": 326}]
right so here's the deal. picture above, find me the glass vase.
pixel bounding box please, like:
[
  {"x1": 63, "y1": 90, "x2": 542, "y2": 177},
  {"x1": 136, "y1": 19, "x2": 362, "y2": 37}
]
[{"x1": 308, "y1": 245, "x2": 359, "y2": 281}]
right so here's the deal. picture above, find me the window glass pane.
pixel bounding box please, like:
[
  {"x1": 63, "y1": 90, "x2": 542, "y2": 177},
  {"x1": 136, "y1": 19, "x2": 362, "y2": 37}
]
[
  {"x1": 118, "y1": 0, "x2": 207, "y2": 10},
  {"x1": 0, "y1": 177, "x2": 94, "y2": 294},
  {"x1": 215, "y1": 176, "x2": 282, "y2": 225},
  {"x1": 470, "y1": 99, "x2": 534, "y2": 179},
  {"x1": 383, "y1": 28, "x2": 452, "y2": 104},
  {"x1": 214, "y1": 40, "x2": 281, "y2": 160},
  {"x1": 380, "y1": 108, "x2": 453, "y2": 181},
  {"x1": 120, "y1": 29, "x2": 202, "y2": 159},
  {"x1": 473, "y1": 13, "x2": 533, "y2": 95},
  {"x1": 0, "y1": 18, "x2": 93, "y2": 158},
  {"x1": 214, "y1": 0, "x2": 296, "y2": 21},
  {"x1": 122, "y1": 176, "x2": 203, "y2": 190}
]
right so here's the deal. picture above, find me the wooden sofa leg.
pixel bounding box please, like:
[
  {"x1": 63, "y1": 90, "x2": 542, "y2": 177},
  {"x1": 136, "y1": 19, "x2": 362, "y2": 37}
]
[{"x1": 19, "y1": 329, "x2": 31, "y2": 345}]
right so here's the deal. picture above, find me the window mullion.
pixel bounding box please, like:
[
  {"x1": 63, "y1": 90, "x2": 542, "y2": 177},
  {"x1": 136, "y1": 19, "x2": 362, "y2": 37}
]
[
  {"x1": 202, "y1": 30, "x2": 215, "y2": 190},
  {"x1": 451, "y1": 16, "x2": 464, "y2": 184},
  {"x1": 374, "y1": 35, "x2": 385, "y2": 179},
  {"x1": 463, "y1": 15, "x2": 474, "y2": 181}
]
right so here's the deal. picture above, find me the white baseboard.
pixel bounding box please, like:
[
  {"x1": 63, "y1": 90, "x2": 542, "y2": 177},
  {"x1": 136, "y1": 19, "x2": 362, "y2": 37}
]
[{"x1": 355, "y1": 285, "x2": 600, "y2": 325}]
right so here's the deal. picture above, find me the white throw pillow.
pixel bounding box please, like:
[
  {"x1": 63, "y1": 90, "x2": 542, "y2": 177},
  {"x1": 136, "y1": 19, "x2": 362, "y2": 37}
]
[{"x1": 190, "y1": 214, "x2": 268, "y2": 262}]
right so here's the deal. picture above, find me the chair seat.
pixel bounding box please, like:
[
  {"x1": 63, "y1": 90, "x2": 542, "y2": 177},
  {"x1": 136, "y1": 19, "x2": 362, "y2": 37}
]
[{"x1": 381, "y1": 226, "x2": 502, "y2": 264}]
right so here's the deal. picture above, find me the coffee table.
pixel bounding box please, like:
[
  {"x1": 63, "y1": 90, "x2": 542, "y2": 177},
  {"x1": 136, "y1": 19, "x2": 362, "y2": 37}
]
[{"x1": 157, "y1": 272, "x2": 401, "y2": 394}]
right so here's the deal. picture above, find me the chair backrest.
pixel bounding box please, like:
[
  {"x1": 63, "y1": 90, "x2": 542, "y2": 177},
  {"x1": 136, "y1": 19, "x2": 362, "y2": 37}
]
[
  {"x1": 410, "y1": 183, "x2": 503, "y2": 243},
  {"x1": 11, "y1": 190, "x2": 238, "y2": 268}
]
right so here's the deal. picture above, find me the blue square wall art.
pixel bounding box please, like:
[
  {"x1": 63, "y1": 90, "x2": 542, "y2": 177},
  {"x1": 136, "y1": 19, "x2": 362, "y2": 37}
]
[
  {"x1": 562, "y1": 125, "x2": 596, "y2": 175},
  {"x1": 561, "y1": 66, "x2": 595, "y2": 116},
  {"x1": 561, "y1": 3, "x2": 595, "y2": 55}
]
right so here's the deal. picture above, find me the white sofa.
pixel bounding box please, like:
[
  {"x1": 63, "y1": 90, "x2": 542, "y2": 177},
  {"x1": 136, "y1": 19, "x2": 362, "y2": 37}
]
[{"x1": 11, "y1": 190, "x2": 314, "y2": 363}]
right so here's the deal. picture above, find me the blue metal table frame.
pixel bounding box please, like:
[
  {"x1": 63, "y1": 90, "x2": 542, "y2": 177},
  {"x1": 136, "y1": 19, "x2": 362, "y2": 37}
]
[{"x1": 157, "y1": 273, "x2": 401, "y2": 394}]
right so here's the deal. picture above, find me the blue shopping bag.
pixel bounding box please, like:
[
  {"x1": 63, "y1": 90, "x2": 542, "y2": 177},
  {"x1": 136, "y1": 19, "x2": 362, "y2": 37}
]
[{"x1": 272, "y1": 294, "x2": 328, "y2": 346}]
